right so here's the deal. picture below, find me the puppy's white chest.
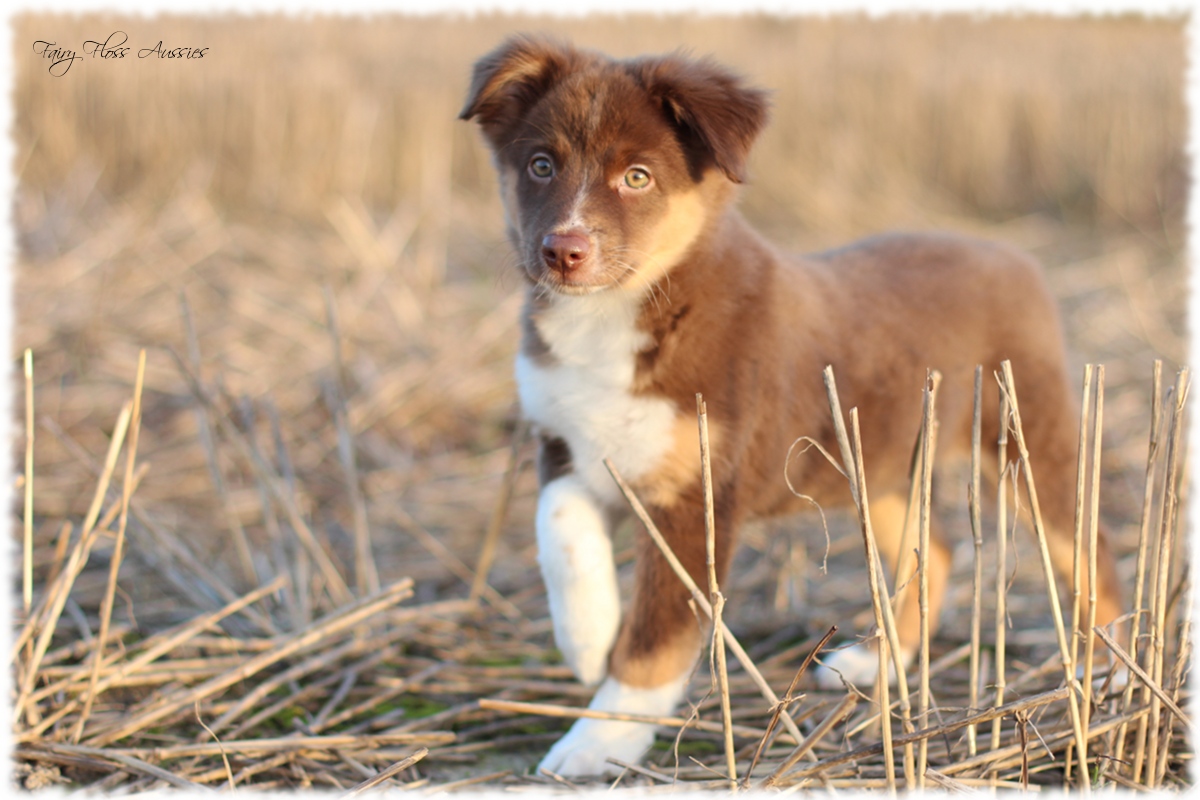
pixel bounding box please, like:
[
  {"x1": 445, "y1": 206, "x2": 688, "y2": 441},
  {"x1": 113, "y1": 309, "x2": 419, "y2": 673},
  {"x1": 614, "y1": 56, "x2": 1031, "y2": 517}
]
[{"x1": 516, "y1": 293, "x2": 676, "y2": 505}]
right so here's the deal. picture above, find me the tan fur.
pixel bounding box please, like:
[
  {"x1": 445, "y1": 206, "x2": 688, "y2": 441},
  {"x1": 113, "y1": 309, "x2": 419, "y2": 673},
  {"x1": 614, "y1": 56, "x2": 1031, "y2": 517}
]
[
  {"x1": 632, "y1": 416, "x2": 719, "y2": 508},
  {"x1": 620, "y1": 183, "x2": 715, "y2": 294},
  {"x1": 611, "y1": 626, "x2": 702, "y2": 689},
  {"x1": 869, "y1": 493, "x2": 953, "y2": 657}
]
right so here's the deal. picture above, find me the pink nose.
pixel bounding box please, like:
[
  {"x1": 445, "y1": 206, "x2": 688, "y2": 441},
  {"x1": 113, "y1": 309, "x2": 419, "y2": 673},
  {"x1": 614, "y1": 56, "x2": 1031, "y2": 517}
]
[{"x1": 541, "y1": 232, "x2": 592, "y2": 273}]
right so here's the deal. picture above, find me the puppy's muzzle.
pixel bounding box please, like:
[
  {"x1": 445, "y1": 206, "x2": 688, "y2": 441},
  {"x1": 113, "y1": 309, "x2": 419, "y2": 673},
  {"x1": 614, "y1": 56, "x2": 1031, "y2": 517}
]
[{"x1": 541, "y1": 231, "x2": 592, "y2": 276}]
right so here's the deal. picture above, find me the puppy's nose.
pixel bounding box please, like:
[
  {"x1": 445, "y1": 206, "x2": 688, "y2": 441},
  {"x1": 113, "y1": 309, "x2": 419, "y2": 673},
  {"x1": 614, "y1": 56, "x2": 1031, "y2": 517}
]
[{"x1": 541, "y1": 232, "x2": 592, "y2": 273}]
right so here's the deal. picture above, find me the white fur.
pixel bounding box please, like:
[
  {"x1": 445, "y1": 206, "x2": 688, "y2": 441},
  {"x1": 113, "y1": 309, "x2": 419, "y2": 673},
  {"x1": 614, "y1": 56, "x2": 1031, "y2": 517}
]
[
  {"x1": 538, "y1": 674, "x2": 690, "y2": 777},
  {"x1": 536, "y1": 475, "x2": 620, "y2": 686},
  {"x1": 561, "y1": 169, "x2": 591, "y2": 233},
  {"x1": 815, "y1": 643, "x2": 914, "y2": 690},
  {"x1": 517, "y1": 290, "x2": 677, "y2": 507},
  {"x1": 815, "y1": 642, "x2": 1130, "y2": 693}
]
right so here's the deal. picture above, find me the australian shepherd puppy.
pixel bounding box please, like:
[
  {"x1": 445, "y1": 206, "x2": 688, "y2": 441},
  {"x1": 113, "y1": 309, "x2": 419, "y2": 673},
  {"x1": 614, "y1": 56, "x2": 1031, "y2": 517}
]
[{"x1": 460, "y1": 36, "x2": 1122, "y2": 776}]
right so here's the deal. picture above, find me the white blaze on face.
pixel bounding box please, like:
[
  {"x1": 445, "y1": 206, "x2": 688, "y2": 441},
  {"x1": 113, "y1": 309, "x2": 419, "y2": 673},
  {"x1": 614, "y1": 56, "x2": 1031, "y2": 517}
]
[{"x1": 557, "y1": 165, "x2": 591, "y2": 234}]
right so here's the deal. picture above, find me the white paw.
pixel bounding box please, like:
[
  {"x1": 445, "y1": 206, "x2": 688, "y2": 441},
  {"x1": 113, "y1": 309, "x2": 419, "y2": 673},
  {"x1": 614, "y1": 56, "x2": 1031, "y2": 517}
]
[
  {"x1": 538, "y1": 716, "x2": 657, "y2": 777},
  {"x1": 815, "y1": 642, "x2": 912, "y2": 690},
  {"x1": 538, "y1": 674, "x2": 689, "y2": 777}
]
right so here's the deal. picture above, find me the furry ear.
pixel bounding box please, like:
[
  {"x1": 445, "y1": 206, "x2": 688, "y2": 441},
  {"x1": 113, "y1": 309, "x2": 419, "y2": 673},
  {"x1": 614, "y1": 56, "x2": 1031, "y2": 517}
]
[
  {"x1": 459, "y1": 35, "x2": 580, "y2": 137},
  {"x1": 633, "y1": 54, "x2": 770, "y2": 183}
]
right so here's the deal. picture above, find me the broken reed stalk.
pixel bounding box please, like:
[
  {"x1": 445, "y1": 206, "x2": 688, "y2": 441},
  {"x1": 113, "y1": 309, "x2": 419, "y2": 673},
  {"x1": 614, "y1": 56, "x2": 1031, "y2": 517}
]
[
  {"x1": 943, "y1": 706, "x2": 1152, "y2": 779},
  {"x1": 342, "y1": 747, "x2": 429, "y2": 796},
  {"x1": 478, "y1": 698, "x2": 772, "y2": 740},
  {"x1": 1065, "y1": 363, "x2": 1094, "y2": 783},
  {"x1": 998, "y1": 360, "x2": 1089, "y2": 795},
  {"x1": 760, "y1": 692, "x2": 857, "y2": 787},
  {"x1": 823, "y1": 366, "x2": 916, "y2": 789},
  {"x1": 743, "y1": 625, "x2": 838, "y2": 786},
  {"x1": 916, "y1": 370, "x2": 940, "y2": 789},
  {"x1": 203, "y1": 636, "x2": 362, "y2": 738},
  {"x1": 1128, "y1": 363, "x2": 1166, "y2": 780},
  {"x1": 46, "y1": 521, "x2": 72, "y2": 589},
  {"x1": 603, "y1": 459, "x2": 805, "y2": 747},
  {"x1": 1146, "y1": 367, "x2": 1189, "y2": 788},
  {"x1": 68, "y1": 732, "x2": 451, "y2": 760},
  {"x1": 1081, "y1": 365, "x2": 1104, "y2": 779},
  {"x1": 13, "y1": 401, "x2": 133, "y2": 728},
  {"x1": 847, "y1": 408, "x2": 896, "y2": 794},
  {"x1": 324, "y1": 286, "x2": 380, "y2": 597},
  {"x1": 696, "y1": 395, "x2": 737, "y2": 790},
  {"x1": 1156, "y1": 578, "x2": 1193, "y2": 783},
  {"x1": 32, "y1": 741, "x2": 210, "y2": 791},
  {"x1": 75, "y1": 349, "x2": 147, "y2": 743},
  {"x1": 83, "y1": 578, "x2": 416, "y2": 747},
  {"x1": 12, "y1": 417, "x2": 127, "y2": 660},
  {"x1": 967, "y1": 365, "x2": 982, "y2": 757},
  {"x1": 1092, "y1": 627, "x2": 1189, "y2": 725},
  {"x1": 782, "y1": 686, "x2": 1070, "y2": 782},
  {"x1": 24, "y1": 348, "x2": 34, "y2": 616},
  {"x1": 471, "y1": 418, "x2": 529, "y2": 605},
  {"x1": 1071, "y1": 367, "x2": 1094, "y2": 704},
  {"x1": 991, "y1": 388, "x2": 1010, "y2": 752},
  {"x1": 17, "y1": 575, "x2": 289, "y2": 743},
  {"x1": 20, "y1": 471, "x2": 146, "y2": 689}
]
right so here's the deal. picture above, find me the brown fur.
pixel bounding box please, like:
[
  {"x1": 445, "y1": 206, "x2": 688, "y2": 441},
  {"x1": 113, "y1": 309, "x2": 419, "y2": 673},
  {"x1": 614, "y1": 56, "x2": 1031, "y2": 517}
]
[{"x1": 462, "y1": 36, "x2": 1123, "y2": 692}]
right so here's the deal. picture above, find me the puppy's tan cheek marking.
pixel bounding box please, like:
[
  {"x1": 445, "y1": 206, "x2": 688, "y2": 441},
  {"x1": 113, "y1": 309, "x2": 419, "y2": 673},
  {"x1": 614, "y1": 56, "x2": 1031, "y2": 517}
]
[
  {"x1": 634, "y1": 417, "x2": 719, "y2": 508},
  {"x1": 621, "y1": 190, "x2": 707, "y2": 293}
]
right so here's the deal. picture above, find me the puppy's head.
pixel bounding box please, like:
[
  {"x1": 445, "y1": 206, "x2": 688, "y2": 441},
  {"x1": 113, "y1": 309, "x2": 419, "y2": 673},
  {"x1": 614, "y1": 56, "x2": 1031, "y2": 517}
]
[{"x1": 461, "y1": 36, "x2": 769, "y2": 295}]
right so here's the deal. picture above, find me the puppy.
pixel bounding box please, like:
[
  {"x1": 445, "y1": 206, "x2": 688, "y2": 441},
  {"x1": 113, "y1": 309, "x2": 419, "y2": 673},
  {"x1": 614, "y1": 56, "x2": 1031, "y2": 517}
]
[{"x1": 460, "y1": 36, "x2": 1123, "y2": 776}]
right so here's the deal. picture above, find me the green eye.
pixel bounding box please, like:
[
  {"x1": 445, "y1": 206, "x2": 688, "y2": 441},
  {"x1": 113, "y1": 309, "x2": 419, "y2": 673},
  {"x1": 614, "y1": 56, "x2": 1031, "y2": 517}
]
[
  {"x1": 529, "y1": 156, "x2": 554, "y2": 179},
  {"x1": 624, "y1": 168, "x2": 651, "y2": 189}
]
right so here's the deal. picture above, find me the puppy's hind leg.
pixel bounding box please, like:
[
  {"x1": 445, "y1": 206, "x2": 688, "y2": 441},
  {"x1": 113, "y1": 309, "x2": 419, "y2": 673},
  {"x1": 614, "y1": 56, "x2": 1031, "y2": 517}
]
[
  {"x1": 816, "y1": 491, "x2": 952, "y2": 689},
  {"x1": 536, "y1": 473, "x2": 621, "y2": 687}
]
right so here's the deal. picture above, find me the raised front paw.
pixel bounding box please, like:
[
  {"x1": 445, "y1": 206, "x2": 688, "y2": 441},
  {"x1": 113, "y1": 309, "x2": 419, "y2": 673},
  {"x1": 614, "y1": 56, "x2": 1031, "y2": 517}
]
[
  {"x1": 538, "y1": 717, "x2": 658, "y2": 777},
  {"x1": 536, "y1": 475, "x2": 620, "y2": 687}
]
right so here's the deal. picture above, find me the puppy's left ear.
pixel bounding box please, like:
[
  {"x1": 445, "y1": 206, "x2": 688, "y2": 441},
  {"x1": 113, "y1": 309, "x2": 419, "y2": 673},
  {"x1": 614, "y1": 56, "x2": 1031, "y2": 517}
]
[
  {"x1": 634, "y1": 54, "x2": 770, "y2": 183},
  {"x1": 460, "y1": 35, "x2": 580, "y2": 138}
]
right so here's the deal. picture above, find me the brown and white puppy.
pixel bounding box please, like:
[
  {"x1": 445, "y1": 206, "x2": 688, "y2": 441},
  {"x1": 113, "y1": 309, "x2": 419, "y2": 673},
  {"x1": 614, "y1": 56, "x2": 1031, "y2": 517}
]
[{"x1": 460, "y1": 36, "x2": 1123, "y2": 776}]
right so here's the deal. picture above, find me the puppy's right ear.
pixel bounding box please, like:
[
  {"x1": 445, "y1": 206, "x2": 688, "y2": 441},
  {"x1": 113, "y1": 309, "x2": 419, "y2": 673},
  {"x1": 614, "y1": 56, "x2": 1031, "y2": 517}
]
[{"x1": 459, "y1": 36, "x2": 578, "y2": 136}]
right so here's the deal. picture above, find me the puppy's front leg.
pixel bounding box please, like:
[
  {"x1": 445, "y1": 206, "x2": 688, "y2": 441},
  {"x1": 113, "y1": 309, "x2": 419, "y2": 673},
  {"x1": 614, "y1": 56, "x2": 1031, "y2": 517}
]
[
  {"x1": 536, "y1": 473, "x2": 620, "y2": 687},
  {"x1": 539, "y1": 501, "x2": 714, "y2": 777}
]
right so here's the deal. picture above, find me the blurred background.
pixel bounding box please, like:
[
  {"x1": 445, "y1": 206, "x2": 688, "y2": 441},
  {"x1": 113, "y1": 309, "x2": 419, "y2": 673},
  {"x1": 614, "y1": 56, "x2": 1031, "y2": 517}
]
[{"x1": 12, "y1": 10, "x2": 1188, "y2": 703}]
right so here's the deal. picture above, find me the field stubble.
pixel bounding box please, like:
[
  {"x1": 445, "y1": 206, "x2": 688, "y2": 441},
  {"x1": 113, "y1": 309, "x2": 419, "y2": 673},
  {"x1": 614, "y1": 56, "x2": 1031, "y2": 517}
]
[{"x1": 11, "y1": 13, "x2": 1191, "y2": 792}]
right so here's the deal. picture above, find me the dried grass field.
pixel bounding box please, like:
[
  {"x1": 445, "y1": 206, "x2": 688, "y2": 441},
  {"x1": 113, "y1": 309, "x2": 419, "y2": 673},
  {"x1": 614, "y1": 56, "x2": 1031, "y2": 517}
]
[{"x1": 11, "y1": 12, "x2": 1191, "y2": 793}]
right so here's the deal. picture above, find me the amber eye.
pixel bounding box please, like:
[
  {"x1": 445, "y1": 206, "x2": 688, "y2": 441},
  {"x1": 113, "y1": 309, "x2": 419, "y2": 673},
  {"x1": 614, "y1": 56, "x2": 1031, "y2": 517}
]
[
  {"x1": 529, "y1": 155, "x2": 554, "y2": 179},
  {"x1": 624, "y1": 167, "x2": 651, "y2": 189}
]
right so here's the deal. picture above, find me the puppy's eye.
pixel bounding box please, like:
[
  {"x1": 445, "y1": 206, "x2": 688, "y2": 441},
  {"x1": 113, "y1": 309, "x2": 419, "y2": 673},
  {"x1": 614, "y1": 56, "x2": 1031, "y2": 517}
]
[
  {"x1": 624, "y1": 168, "x2": 651, "y2": 190},
  {"x1": 529, "y1": 156, "x2": 554, "y2": 180}
]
